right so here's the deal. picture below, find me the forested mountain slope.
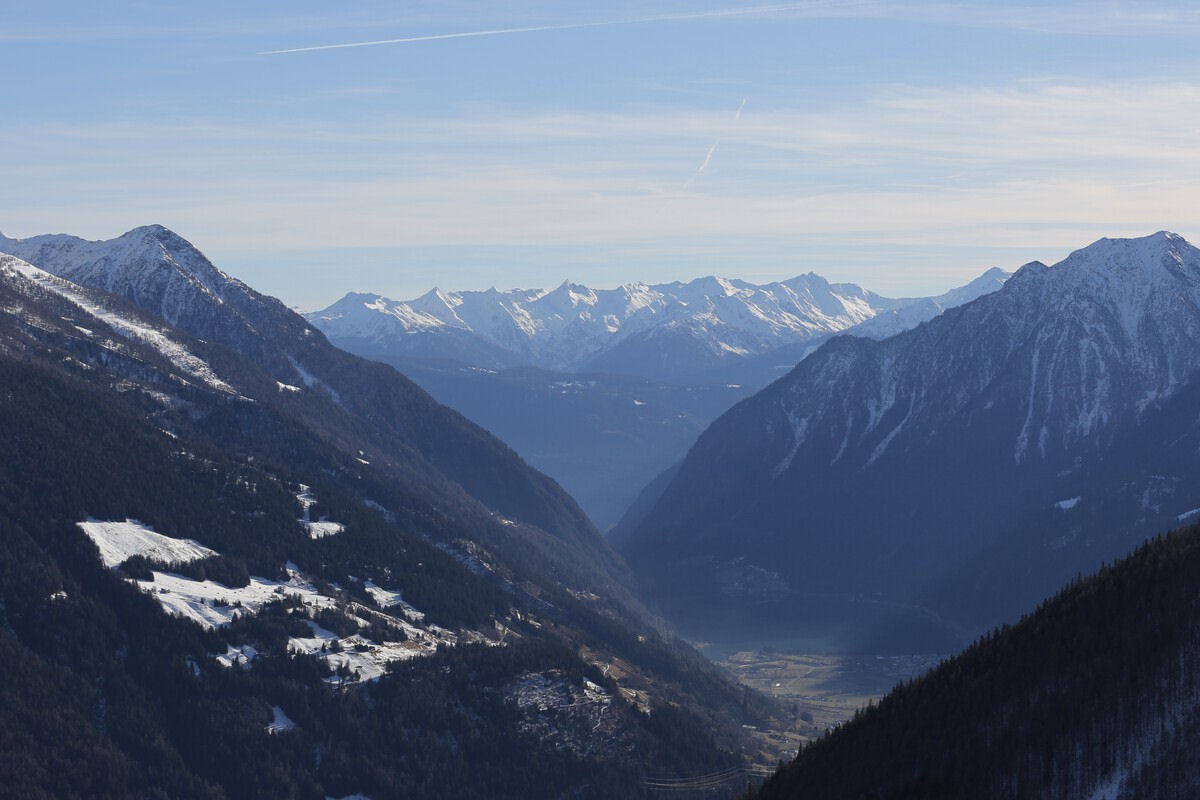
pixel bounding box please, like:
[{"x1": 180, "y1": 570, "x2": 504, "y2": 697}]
[
  {"x1": 753, "y1": 521, "x2": 1200, "y2": 800},
  {"x1": 0, "y1": 226, "x2": 624, "y2": 600},
  {"x1": 0, "y1": 245, "x2": 784, "y2": 798}
]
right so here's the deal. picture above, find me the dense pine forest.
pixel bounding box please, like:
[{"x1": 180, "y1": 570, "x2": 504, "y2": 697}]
[{"x1": 752, "y1": 522, "x2": 1200, "y2": 799}]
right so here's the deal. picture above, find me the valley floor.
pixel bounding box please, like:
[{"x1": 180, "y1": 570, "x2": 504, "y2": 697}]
[{"x1": 717, "y1": 650, "x2": 944, "y2": 741}]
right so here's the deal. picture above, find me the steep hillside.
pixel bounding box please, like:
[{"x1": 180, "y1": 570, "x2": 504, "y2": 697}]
[
  {"x1": 0, "y1": 226, "x2": 625, "y2": 600},
  {"x1": 753, "y1": 522, "x2": 1200, "y2": 800},
  {"x1": 623, "y1": 232, "x2": 1200, "y2": 652},
  {"x1": 0, "y1": 246, "x2": 787, "y2": 797}
]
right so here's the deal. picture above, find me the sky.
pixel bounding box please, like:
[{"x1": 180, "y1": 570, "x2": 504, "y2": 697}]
[{"x1": 4, "y1": 1, "x2": 1200, "y2": 309}]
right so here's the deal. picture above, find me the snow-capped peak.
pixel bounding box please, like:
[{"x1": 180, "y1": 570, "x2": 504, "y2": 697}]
[
  {"x1": 769, "y1": 231, "x2": 1200, "y2": 469},
  {"x1": 306, "y1": 269, "x2": 1007, "y2": 374},
  {"x1": 0, "y1": 225, "x2": 254, "y2": 330}
]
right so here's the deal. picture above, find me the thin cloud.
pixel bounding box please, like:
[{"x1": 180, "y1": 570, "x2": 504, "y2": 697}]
[
  {"x1": 6, "y1": 79, "x2": 1200, "y2": 290},
  {"x1": 255, "y1": 1, "x2": 1200, "y2": 55},
  {"x1": 258, "y1": 1, "x2": 874, "y2": 55}
]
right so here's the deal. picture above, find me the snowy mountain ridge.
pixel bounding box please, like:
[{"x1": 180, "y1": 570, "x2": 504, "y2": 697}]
[
  {"x1": 0, "y1": 251, "x2": 239, "y2": 395},
  {"x1": 0, "y1": 224, "x2": 1011, "y2": 385},
  {"x1": 0, "y1": 225, "x2": 243, "y2": 328},
  {"x1": 308, "y1": 268, "x2": 1010, "y2": 379},
  {"x1": 749, "y1": 231, "x2": 1200, "y2": 476},
  {"x1": 0, "y1": 224, "x2": 332, "y2": 395},
  {"x1": 310, "y1": 273, "x2": 893, "y2": 371}
]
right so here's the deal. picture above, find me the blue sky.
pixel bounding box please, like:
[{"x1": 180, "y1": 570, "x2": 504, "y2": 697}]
[{"x1": 5, "y1": 1, "x2": 1200, "y2": 308}]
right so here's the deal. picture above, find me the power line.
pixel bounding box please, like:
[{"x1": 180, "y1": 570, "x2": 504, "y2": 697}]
[{"x1": 644, "y1": 764, "x2": 774, "y2": 791}]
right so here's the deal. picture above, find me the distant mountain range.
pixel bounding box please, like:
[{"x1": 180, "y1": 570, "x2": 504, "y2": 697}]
[
  {"x1": 619, "y1": 232, "x2": 1200, "y2": 654},
  {"x1": 307, "y1": 268, "x2": 1008, "y2": 529},
  {"x1": 308, "y1": 270, "x2": 1009, "y2": 386},
  {"x1": 0, "y1": 225, "x2": 788, "y2": 797}
]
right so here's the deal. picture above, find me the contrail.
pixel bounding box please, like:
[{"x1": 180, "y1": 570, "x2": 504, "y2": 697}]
[
  {"x1": 259, "y1": 22, "x2": 617, "y2": 54},
  {"x1": 687, "y1": 97, "x2": 746, "y2": 184},
  {"x1": 258, "y1": 1, "x2": 871, "y2": 55}
]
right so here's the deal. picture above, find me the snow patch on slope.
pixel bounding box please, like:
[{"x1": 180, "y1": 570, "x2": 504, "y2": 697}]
[
  {"x1": 266, "y1": 705, "x2": 295, "y2": 734},
  {"x1": 78, "y1": 519, "x2": 217, "y2": 569},
  {"x1": 287, "y1": 617, "x2": 454, "y2": 683},
  {"x1": 364, "y1": 580, "x2": 425, "y2": 622},
  {"x1": 134, "y1": 569, "x2": 336, "y2": 630},
  {"x1": 296, "y1": 484, "x2": 345, "y2": 539},
  {"x1": 0, "y1": 255, "x2": 236, "y2": 393}
]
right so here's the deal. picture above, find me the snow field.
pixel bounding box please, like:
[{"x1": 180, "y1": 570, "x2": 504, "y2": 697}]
[
  {"x1": 134, "y1": 569, "x2": 338, "y2": 630},
  {"x1": 78, "y1": 518, "x2": 479, "y2": 682},
  {"x1": 78, "y1": 519, "x2": 217, "y2": 569}
]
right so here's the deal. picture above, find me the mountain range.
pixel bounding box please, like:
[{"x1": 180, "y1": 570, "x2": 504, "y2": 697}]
[
  {"x1": 306, "y1": 268, "x2": 1008, "y2": 529},
  {"x1": 308, "y1": 269, "x2": 1010, "y2": 386},
  {"x1": 0, "y1": 225, "x2": 793, "y2": 798},
  {"x1": 620, "y1": 231, "x2": 1200, "y2": 654}
]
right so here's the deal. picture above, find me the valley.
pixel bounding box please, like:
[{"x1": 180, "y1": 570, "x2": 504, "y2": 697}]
[
  {"x1": 719, "y1": 650, "x2": 945, "y2": 734},
  {"x1": 3, "y1": 222, "x2": 1200, "y2": 798},
  {"x1": 11, "y1": 3, "x2": 1200, "y2": 796},
  {"x1": 309, "y1": 270, "x2": 1007, "y2": 532}
]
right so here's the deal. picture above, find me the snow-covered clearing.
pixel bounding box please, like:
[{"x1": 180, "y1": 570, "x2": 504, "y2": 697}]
[
  {"x1": 1055, "y1": 496, "x2": 1082, "y2": 511},
  {"x1": 133, "y1": 568, "x2": 337, "y2": 630},
  {"x1": 296, "y1": 484, "x2": 345, "y2": 539},
  {"x1": 266, "y1": 705, "x2": 295, "y2": 734},
  {"x1": 363, "y1": 580, "x2": 425, "y2": 621},
  {"x1": 78, "y1": 519, "x2": 216, "y2": 568},
  {"x1": 1178, "y1": 507, "x2": 1200, "y2": 522},
  {"x1": 305, "y1": 521, "x2": 345, "y2": 539},
  {"x1": 80, "y1": 519, "x2": 472, "y2": 681},
  {"x1": 288, "y1": 616, "x2": 454, "y2": 683}
]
